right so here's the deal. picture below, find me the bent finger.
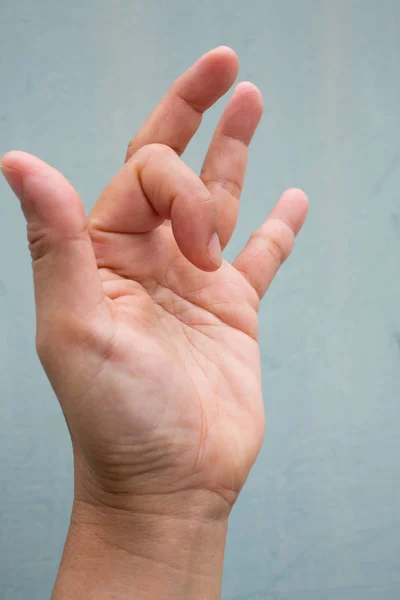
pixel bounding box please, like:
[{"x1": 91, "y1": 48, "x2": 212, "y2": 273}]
[{"x1": 90, "y1": 144, "x2": 222, "y2": 271}]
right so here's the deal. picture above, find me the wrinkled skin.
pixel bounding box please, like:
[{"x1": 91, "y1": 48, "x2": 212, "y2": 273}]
[{"x1": 1, "y1": 47, "x2": 308, "y2": 519}]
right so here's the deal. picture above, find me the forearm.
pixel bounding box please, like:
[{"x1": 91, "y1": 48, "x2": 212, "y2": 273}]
[{"x1": 51, "y1": 499, "x2": 228, "y2": 600}]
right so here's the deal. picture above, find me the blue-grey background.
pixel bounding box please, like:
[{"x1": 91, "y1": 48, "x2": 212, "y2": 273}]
[{"x1": 1, "y1": 1, "x2": 399, "y2": 598}]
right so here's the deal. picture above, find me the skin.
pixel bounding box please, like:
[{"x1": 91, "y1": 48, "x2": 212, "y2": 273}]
[{"x1": 1, "y1": 47, "x2": 308, "y2": 599}]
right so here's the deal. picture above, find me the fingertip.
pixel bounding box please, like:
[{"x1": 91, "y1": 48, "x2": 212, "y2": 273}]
[
  {"x1": 1, "y1": 151, "x2": 46, "y2": 200},
  {"x1": 207, "y1": 232, "x2": 223, "y2": 269},
  {"x1": 1, "y1": 150, "x2": 51, "y2": 178},
  {"x1": 201, "y1": 45, "x2": 239, "y2": 85},
  {"x1": 282, "y1": 187, "x2": 308, "y2": 199},
  {"x1": 282, "y1": 187, "x2": 309, "y2": 212},
  {"x1": 275, "y1": 188, "x2": 309, "y2": 234},
  {"x1": 216, "y1": 81, "x2": 264, "y2": 145},
  {"x1": 1, "y1": 162, "x2": 23, "y2": 200},
  {"x1": 235, "y1": 81, "x2": 264, "y2": 111},
  {"x1": 212, "y1": 45, "x2": 237, "y2": 55},
  {"x1": 2, "y1": 150, "x2": 85, "y2": 236},
  {"x1": 207, "y1": 45, "x2": 239, "y2": 66},
  {"x1": 2, "y1": 150, "x2": 32, "y2": 168},
  {"x1": 1, "y1": 150, "x2": 25, "y2": 167}
]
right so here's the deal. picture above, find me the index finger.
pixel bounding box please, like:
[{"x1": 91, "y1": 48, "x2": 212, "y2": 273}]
[{"x1": 125, "y1": 46, "x2": 239, "y2": 161}]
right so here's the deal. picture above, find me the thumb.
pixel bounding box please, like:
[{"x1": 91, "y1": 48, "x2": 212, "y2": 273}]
[{"x1": 1, "y1": 151, "x2": 104, "y2": 332}]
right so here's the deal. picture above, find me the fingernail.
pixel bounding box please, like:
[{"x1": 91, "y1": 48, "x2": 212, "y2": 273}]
[
  {"x1": 0, "y1": 163, "x2": 23, "y2": 200},
  {"x1": 208, "y1": 232, "x2": 222, "y2": 267}
]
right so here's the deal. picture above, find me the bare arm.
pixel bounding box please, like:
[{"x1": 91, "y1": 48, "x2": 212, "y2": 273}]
[{"x1": 2, "y1": 46, "x2": 308, "y2": 599}]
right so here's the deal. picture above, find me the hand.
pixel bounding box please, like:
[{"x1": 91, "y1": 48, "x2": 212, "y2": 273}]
[{"x1": 2, "y1": 47, "x2": 307, "y2": 521}]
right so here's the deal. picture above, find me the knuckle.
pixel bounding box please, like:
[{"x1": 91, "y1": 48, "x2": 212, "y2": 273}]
[
  {"x1": 184, "y1": 185, "x2": 213, "y2": 206},
  {"x1": 27, "y1": 224, "x2": 52, "y2": 263},
  {"x1": 201, "y1": 173, "x2": 242, "y2": 201},
  {"x1": 35, "y1": 331, "x2": 49, "y2": 363},
  {"x1": 252, "y1": 219, "x2": 295, "y2": 265},
  {"x1": 266, "y1": 236, "x2": 287, "y2": 264},
  {"x1": 36, "y1": 313, "x2": 112, "y2": 366},
  {"x1": 35, "y1": 323, "x2": 65, "y2": 366},
  {"x1": 135, "y1": 142, "x2": 177, "y2": 164}
]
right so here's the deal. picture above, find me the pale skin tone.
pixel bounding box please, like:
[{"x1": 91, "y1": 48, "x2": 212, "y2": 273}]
[{"x1": 1, "y1": 47, "x2": 308, "y2": 599}]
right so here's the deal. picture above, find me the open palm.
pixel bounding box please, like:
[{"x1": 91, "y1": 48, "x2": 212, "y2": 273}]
[{"x1": 1, "y1": 47, "x2": 307, "y2": 516}]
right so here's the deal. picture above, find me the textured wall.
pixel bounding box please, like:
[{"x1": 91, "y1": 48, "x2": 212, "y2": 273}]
[{"x1": 1, "y1": 1, "x2": 399, "y2": 598}]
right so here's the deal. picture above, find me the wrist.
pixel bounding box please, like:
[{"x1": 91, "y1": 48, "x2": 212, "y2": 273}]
[{"x1": 52, "y1": 497, "x2": 228, "y2": 600}]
